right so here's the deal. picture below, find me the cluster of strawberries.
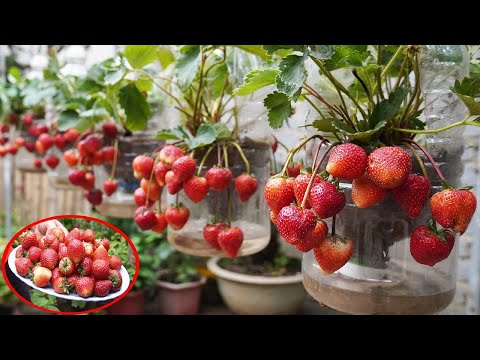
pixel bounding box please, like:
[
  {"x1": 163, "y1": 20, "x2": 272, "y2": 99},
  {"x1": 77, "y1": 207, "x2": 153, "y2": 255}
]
[
  {"x1": 265, "y1": 142, "x2": 477, "y2": 273},
  {"x1": 64, "y1": 123, "x2": 120, "y2": 206},
  {"x1": 14, "y1": 227, "x2": 123, "y2": 298},
  {"x1": 132, "y1": 144, "x2": 258, "y2": 258}
]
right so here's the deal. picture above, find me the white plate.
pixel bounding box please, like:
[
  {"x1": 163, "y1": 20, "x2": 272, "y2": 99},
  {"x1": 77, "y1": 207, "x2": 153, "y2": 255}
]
[{"x1": 8, "y1": 246, "x2": 130, "y2": 302}]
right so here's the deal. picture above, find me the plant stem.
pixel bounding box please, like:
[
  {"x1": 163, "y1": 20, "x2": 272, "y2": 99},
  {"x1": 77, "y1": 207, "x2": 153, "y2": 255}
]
[
  {"x1": 392, "y1": 115, "x2": 472, "y2": 134},
  {"x1": 311, "y1": 139, "x2": 326, "y2": 172},
  {"x1": 303, "y1": 95, "x2": 326, "y2": 118},
  {"x1": 402, "y1": 139, "x2": 446, "y2": 183},
  {"x1": 109, "y1": 138, "x2": 119, "y2": 180},
  {"x1": 193, "y1": 48, "x2": 206, "y2": 128},
  {"x1": 146, "y1": 153, "x2": 160, "y2": 208},
  {"x1": 229, "y1": 142, "x2": 250, "y2": 174},
  {"x1": 222, "y1": 144, "x2": 229, "y2": 168},
  {"x1": 381, "y1": 46, "x2": 405, "y2": 78},
  {"x1": 304, "y1": 83, "x2": 343, "y2": 117},
  {"x1": 376, "y1": 45, "x2": 385, "y2": 100},
  {"x1": 400, "y1": 54, "x2": 420, "y2": 127},
  {"x1": 217, "y1": 144, "x2": 222, "y2": 166},
  {"x1": 403, "y1": 142, "x2": 428, "y2": 180},
  {"x1": 280, "y1": 134, "x2": 325, "y2": 177},
  {"x1": 332, "y1": 215, "x2": 336, "y2": 236},
  {"x1": 197, "y1": 145, "x2": 215, "y2": 176}
]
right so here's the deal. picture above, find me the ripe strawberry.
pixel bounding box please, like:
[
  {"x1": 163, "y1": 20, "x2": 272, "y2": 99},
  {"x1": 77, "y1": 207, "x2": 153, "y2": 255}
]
[
  {"x1": 19, "y1": 230, "x2": 37, "y2": 249},
  {"x1": 68, "y1": 169, "x2": 86, "y2": 186},
  {"x1": 63, "y1": 149, "x2": 79, "y2": 167},
  {"x1": 134, "y1": 207, "x2": 157, "y2": 230},
  {"x1": 92, "y1": 150, "x2": 104, "y2": 165},
  {"x1": 203, "y1": 222, "x2": 228, "y2": 250},
  {"x1": 133, "y1": 188, "x2": 155, "y2": 207},
  {"x1": 165, "y1": 170, "x2": 183, "y2": 194},
  {"x1": 52, "y1": 276, "x2": 70, "y2": 294},
  {"x1": 33, "y1": 159, "x2": 42, "y2": 168},
  {"x1": 33, "y1": 267, "x2": 52, "y2": 288},
  {"x1": 25, "y1": 141, "x2": 36, "y2": 153},
  {"x1": 392, "y1": 174, "x2": 430, "y2": 217},
  {"x1": 287, "y1": 161, "x2": 302, "y2": 178},
  {"x1": 40, "y1": 248, "x2": 59, "y2": 270},
  {"x1": 326, "y1": 143, "x2": 367, "y2": 180},
  {"x1": 184, "y1": 176, "x2": 209, "y2": 203},
  {"x1": 23, "y1": 113, "x2": 34, "y2": 125},
  {"x1": 367, "y1": 146, "x2": 412, "y2": 189},
  {"x1": 218, "y1": 227, "x2": 244, "y2": 258},
  {"x1": 101, "y1": 146, "x2": 116, "y2": 164},
  {"x1": 75, "y1": 276, "x2": 94, "y2": 298},
  {"x1": 92, "y1": 259, "x2": 110, "y2": 280},
  {"x1": 6, "y1": 144, "x2": 18, "y2": 155},
  {"x1": 27, "y1": 124, "x2": 38, "y2": 137},
  {"x1": 308, "y1": 182, "x2": 346, "y2": 219},
  {"x1": 352, "y1": 173, "x2": 389, "y2": 208},
  {"x1": 152, "y1": 212, "x2": 168, "y2": 234},
  {"x1": 165, "y1": 204, "x2": 190, "y2": 230},
  {"x1": 15, "y1": 137, "x2": 25, "y2": 147},
  {"x1": 83, "y1": 135, "x2": 102, "y2": 154},
  {"x1": 85, "y1": 189, "x2": 103, "y2": 206},
  {"x1": 154, "y1": 161, "x2": 168, "y2": 186},
  {"x1": 49, "y1": 227, "x2": 66, "y2": 243},
  {"x1": 15, "y1": 257, "x2": 32, "y2": 277},
  {"x1": 66, "y1": 274, "x2": 79, "y2": 288},
  {"x1": 55, "y1": 134, "x2": 66, "y2": 149},
  {"x1": 93, "y1": 245, "x2": 109, "y2": 262},
  {"x1": 99, "y1": 239, "x2": 110, "y2": 251},
  {"x1": 58, "y1": 243, "x2": 68, "y2": 259},
  {"x1": 276, "y1": 205, "x2": 317, "y2": 245},
  {"x1": 82, "y1": 172, "x2": 95, "y2": 191},
  {"x1": 313, "y1": 234, "x2": 353, "y2": 274},
  {"x1": 269, "y1": 210, "x2": 278, "y2": 225},
  {"x1": 205, "y1": 166, "x2": 233, "y2": 191},
  {"x1": 295, "y1": 220, "x2": 328, "y2": 252},
  {"x1": 272, "y1": 135, "x2": 278, "y2": 153},
  {"x1": 95, "y1": 279, "x2": 113, "y2": 297},
  {"x1": 132, "y1": 155, "x2": 154, "y2": 179},
  {"x1": 59, "y1": 257, "x2": 75, "y2": 276},
  {"x1": 63, "y1": 128, "x2": 80, "y2": 142},
  {"x1": 109, "y1": 255, "x2": 123, "y2": 270},
  {"x1": 37, "y1": 133, "x2": 54, "y2": 153},
  {"x1": 0, "y1": 124, "x2": 9, "y2": 133},
  {"x1": 293, "y1": 174, "x2": 322, "y2": 209},
  {"x1": 172, "y1": 156, "x2": 197, "y2": 182},
  {"x1": 44, "y1": 234, "x2": 59, "y2": 251},
  {"x1": 16, "y1": 246, "x2": 26, "y2": 258},
  {"x1": 140, "y1": 178, "x2": 162, "y2": 201},
  {"x1": 45, "y1": 155, "x2": 60, "y2": 169},
  {"x1": 83, "y1": 242, "x2": 94, "y2": 258},
  {"x1": 410, "y1": 223, "x2": 455, "y2": 266},
  {"x1": 51, "y1": 267, "x2": 62, "y2": 281},
  {"x1": 235, "y1": 174, "x2": 258, "y2": 202},
  {"x1": 28, "y1": 246, "x2": 43, "y2": 263},
  {"x1": 65, "y1": 228, "x2": 81, "y2": 247},
  {"x1": 159, "y1": 145, "x2": 185, "y2": 168},
  {"x1": 81, "y1": 229, "x2": 96, "y2": 244},
  {"x1": 68, "y1": 239, "x2": 86, "y2": 264},
  {"x1": 109, "y1": 269, "x2": 122, "y2": 292},
  {"x1": 102, "y1": 122, "x2": 118, "y2": 138},
  {"x1": 430, "y1": 188, "x2": 477, "y2": 234},
  {"x1": 264, "y1": 177, "x2": 296, "y2": 215}
]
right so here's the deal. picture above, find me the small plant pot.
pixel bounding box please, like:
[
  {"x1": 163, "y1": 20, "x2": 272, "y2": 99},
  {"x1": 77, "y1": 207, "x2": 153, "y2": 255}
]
[
  {"x1": 207, "y1": 257, "x2": 306, "y2": 315},
  {"x1": 155, "y1": 275, "x2": 206, "y2": 315},
  {"x1": 106, "y1": 290, "x2": 145, "y2": 315}
]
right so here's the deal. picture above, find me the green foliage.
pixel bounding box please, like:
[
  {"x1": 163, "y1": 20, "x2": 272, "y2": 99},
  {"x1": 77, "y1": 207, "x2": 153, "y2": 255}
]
[
  {"x1": 175, "y1": 45, "x2": 201, "y2": 92},
  {"x1": 119, "y1": 83, "x2": 151, "y2": 130},
  {"x1": 156, "y1": 123, "x2": 232, "y2": 149},
  {"x1": 451, "y1": 77, "x2": 480, "y2": 115},
  {"x1": 233, "y1": 69, "x2": 279, "y2": 96},
  {"x1": 30, "y1": 290, "x2": 60, "y2": 311},
  {"x1": 125, "y1": 45, "x2": 158, "y2": 69},
  {"x1": 369, "y1": 86, "x2": 409, "y2": 127},
  {"x1": 264, "y1": 92, "x2": 292, "y2": 128},
  {"x1": 0, "y1": 239, "x2": 22, "y2": 306}
]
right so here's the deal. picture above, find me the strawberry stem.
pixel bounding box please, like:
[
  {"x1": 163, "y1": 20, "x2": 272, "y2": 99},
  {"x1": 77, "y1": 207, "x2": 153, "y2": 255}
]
[
  {"x1": 222, "y1": 144, "x2": 229, "y2": 168},
  {"x1": 276, "y1": 138, "x2": 290, "y2": 153},
  {"x1": 197, "y1": 145, "x2": 215, "y2": 176},
  {"x1": 280, "y1": 134, "x2": 326, "y2": 177},
  {"x1": 217, "y1": 144, "x2": 222, "y2": 166},
  {"x1": 146, "y1": 154, "x2": 160, "y2": 208},
  {"x1": 403, "y1": 142, "x2": 428, "y2": 180},
  {"x1": 109, "y1": 138, "x2": 119, "y2": 180},
  {"x1": 229, "y1": 141, "x2": 250, "y2": 174},
  {"x1": 402, "y1": 139, "x2": 447, "y2": 184},
  {"x1": 332, "y1": 215, "x2": 336, "y2": 236},
  {"x1": 311, "y1": 139, "x2": 327, "y2": 173}
]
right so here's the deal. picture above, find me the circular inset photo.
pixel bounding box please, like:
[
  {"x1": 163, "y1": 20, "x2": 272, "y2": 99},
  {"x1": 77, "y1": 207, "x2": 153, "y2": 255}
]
[{"x1": 1, "y1": 215, "x2": 138, "y2": 314}]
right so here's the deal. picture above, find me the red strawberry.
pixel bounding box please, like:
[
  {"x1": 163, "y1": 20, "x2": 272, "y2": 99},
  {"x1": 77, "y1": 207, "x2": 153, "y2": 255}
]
[
  {"x1": 81, "y1": 229, "x2": 95, "y2": 243},
  {"x1": 392, "y1": 174, "x2": 430, "y2": 217},
  {"x1": 92, "y1": 150, "x2": 104, "y2": 165},
  {"x1": 66, "y1": 274, "x2": 79, "y2": 288},
  {"x1": 95, "y1": 280, "x2": 112, "y2": 297},
  {"x1": 133, "y1": 188, "x2": 154, "y2": 207},
  {"x1": 78, "y1": 257, "x2": 93, "y2": 276},
  {"x1": 92, "y1": 259, "x2": 110, "y2": 280},
  {"x1": 165, "y1": 170, "x2": 183, "y2": 194},
  {"x1": 326, "y1": 143, "x2": 367, "y2": 180},
  {"x1": 55, "y1": 134, "x2": 66, "y2": 149},
  {"x1": 65, "y1": 228, "x2": 81, "y2": 247},
  {"x1": 58, "y1": 243, "x2": 68, "y2": 259},
  {"x1": 132, "y1": 155, "x2": 154, "y2": 179},
  {"x1": 40, "y1": 248, "x2": 59, "y2": 270},
  {"x1": 101, "y1": 146, "x2": 117, "y2": 164},
  {"x1": 44, "y1": 234, "x2": 59, "y2": 251},
  {"x1": 293, "y1": 174, "x2": 322, "y2": 209},
  {"x1": 15, "y1": 137, "x2": 25, "y2": 147},
  {"x1": 37, "y1": 133, "x2": 54, "y2": 153},
  {"x1": 367, "y1": 146, "x2": 411, "y2": 189},
  {"x1": 205, "y1": 166, "x2": 233, "y2": 191},
  {"x1": 103, "y1": 179, "x2": 118, "y2": 196},
  {"x1": 28, "y1": 246, "x2": 43, "y2": 263},
  {"x1": 68, "y1": 169, "x2": 86, "y2": 186},
  {"x1": 83, "y1": 242, "x2": 94, "y2": 258},
  {"x1": 25, "y1": 141, "x2": 36, "y2": 153},
  {"x1": 19, "y1": 230, "x2": 37, "y2": 249},
  {"x1": 140, "y1": 178, "x2": 162, "y2": 201},
  {"x1": 93, "y1": 245, "x2": 109, "y2": 262},
  {"x1": 52, "y1": 276, "x2": 70, "y2": 294},
  {"x1": 134, "y1": 207, "x2": 157, "y2": 231},
  {"x1": 75, "y1": 277, "x2": 94, "y2": 298},
  {"x1": 45, "y1": 155, "x2": 60, "y2": 169},
  {"x1": 23, "y1": 113, "x2": 34, "y2": 125},
  {"x1": 51, "y1": 267, "x2": 62, "y2": 281},
  {"x1": 272, "y1": 135, "x2": 278, "y2": 153},
  {"x1": 109, "y1": 269, "x2": 123, "y2": 292},
  {"x1": 184, "y1": 176, "x2": 209, "y2": 203},
  {"x1": 430, "y1": 188, "x2": 477, "y2": 234},
  {"x1": 15, "y1": 257, "x2": 32, "y2": 277},
  {"x1": 308, "y1": 182, "x2": 346, "y2": 219},
  {"x1": 64, "y1": 128, "x2": 80, "y2": 142},
  {"x1": 33, "y1": 267, "x2": 52, "y2": 287},
  {"x1": 63, "y1": 149, "x2": 79, "y2": 167},
  {"x1": 154, "y1": 161, "x2": 168, "y2": 186},
  {"x1": 0, "y1": 124, "x2": 9, "y2": 133},
  {"x1": 152, "y1": 212, "x2": 168, "y2": 234},
  {"x1": 33, "y1": 159, "x2": 42, "y2": 168},
  {"x1": 165, "y1": 204, "x2": 190, "y2": 230},
  {"x1": 6, "y1": 144, "x2": 18, "y2": 155},
  {"x1": 276, "y1": 205, "x2": 317, "y2": 245},
  {"x1": 264, "y1": 177, "x2": 296, "y2": 214},
  {"x1": 109, "y1": 255, "x2": 123, "y2": 270},
  {"x1": 99, "y1": 239, "x2": 110, "y2": 251},
  {"x1": 203, "y1": 223, "x2": 228, "y2": 250},
  {"x1": 16, "y1": 246, "x2": 26, "y2": 258},
  {"x1": 410, "y1": 223, "x2": 455, "y2": 266},
  {"x1": 235, "y1": 174, "x2": 258, "y2": 202},
  {"x1": 83, "y1": 135, "x2": 102, "y2": 154},
  {"x1": 81, "y1": 172, "x2": 95, "y2": 191},
  {"x1": 218, "y1": 227, "x2": 244, "y2": 258},
  {"x1": 287, "y1": 161, "x2": 302, "y2": 178},
  {"x1": 295, "y1": 220, "x2": 328, "y2": 252},
  {"x1": 352, "y1": 173, "x2": 389, "y2": 208},
  {"x1": 68, "y1": 239, "x2": 86, "y2": 264},
  {"x1": 159, "y1": 145, "x2": 185, "y2": 168},
  {"x1": 59, "y1": 257, "x2": 75, "y2": 276},
  {"x1": 85, "y1": 189, "x2": 103, "y2": 206},
  {"x1": 313, "y1": 234, "x2": 353, "y2": 274},
  {"x1": 172, "y1": 155, "x2": 196, "y2": 182},
  {"x1": 49, "y1": 227, "x2": 66, "y2": 243},
  {"x1": 102, "y1": 122, "x2": 118, "y2": 138}
]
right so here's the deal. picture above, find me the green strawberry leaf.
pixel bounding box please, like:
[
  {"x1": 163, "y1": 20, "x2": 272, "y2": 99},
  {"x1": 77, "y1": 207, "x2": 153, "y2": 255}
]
[
  {"x1": 233, "y1": 45, "x2": 271, "y2": 60},
  {"x1": 175, "y1": 45, "x2": 201, "y2": 92},
  {"x1": 156, "y1": 45, "x2": 175, "y2": 68},
  {"x1": 119, "y1": 83, "x2": 151, "y2": 131},
  {"x1": 188, "y1": 123, "x2": 232, "y2": 149},
  {"x1": 302, "y1": 118, "x2": 338, "y2": 132},
  {"x1": 125, "y1": 45, "x2": 158, "y2": 69},
  {"x1": 308, "y1": 45, "x2": 334, "y2": 60},
  {"x1": 369, "y1": 86, "x2": 409, "y2": 127},
  {"x1": 234, "y1": 69, "x2": 279, "y2": 96},
  {"x1": 156, "y1": 127, "x2": 190, "y2": 141},
  {"x1": 452, "y1": 93, "x2": 480, "y2": 115},
  {"x1": 205, "y1": 62, "x2": 229, "y2": 99},
  {"x1": 264, "y1": 92, "x2": 292, "y2": 129},
  {"x1": 57, "y1": 110, "x2": 80, "y2": 131},
  {"x1": 333, "y1": 119, "x2": 387, "y2": 140},
  {"x1": 262, "y1": 45, "x2": 305, "y2": 55},
  {"x1": 323, "y1": 45, "x2": 369, "y2": 71},
  {"x1": 450, "y1": 77, "x2": 480, "y2": 97},
  {"x1": 277, "y1": 54, "x2": 307, "y2": 98}
]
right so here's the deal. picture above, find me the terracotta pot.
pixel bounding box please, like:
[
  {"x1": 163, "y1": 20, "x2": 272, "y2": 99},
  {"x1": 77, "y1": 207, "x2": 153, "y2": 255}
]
[
  {"x1": 106, "y1": 290, "x2": 145, "y2": 315},
  {"x1": 207, "y1": 257, "x2": 306, "y2": 315},
  {"x1": 155, "y1": 276, "x2": 206, "y2": 315}
]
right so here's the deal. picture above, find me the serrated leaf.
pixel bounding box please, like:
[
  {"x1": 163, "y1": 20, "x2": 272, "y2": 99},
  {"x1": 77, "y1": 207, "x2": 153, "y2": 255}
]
[
  {"x1": 210, "y1": 123, "x2": 231, "y2": 140},
  {"x1": 104, "y1": 69, "x2": 125, "y2": 85},
  {"x1": 304, "y1": 118, "x2": 337, "y2": 132},
  {"x1": 156, "y1": 127, "x2": 190, "y2": 141},
  {"x1": 234, "y1": 45, "x2": 270, "y2": 61},
  {"x1": 234, "y1": 69, "x2": 279, "y2": 96},
  {"x1": 135, "y1": 78, "x2": 153, "y2": 92},
  {"x1": 450, "y1": 77, "x2": 480, "y2": 97},
  {"x1": 278, "y1": 54, "x2": 307, "y2": 98},
  {"x1": 309, "y1": 45, "x2": 334, "y2": 60},
  {"x1": 205, "y1": 62, "x2": 228, "y2": 99},
  {"x1": 369, "y1": 86, "x2": 409, "y2": 127},
  {"x1": 175, "y1": 45, "x2": 201, "y2": 92},
  {"x1": 276, "y1": 77, "x2": 302, "y2": 100},
  {"x1": 125, "y1": 45, "x2": 158, "y2": 68},
  {"x1": 323, "y1": 45, "x2": 369, "y2": 71},
  {"x1": 262, "y1": 45, "x2": 305, "y2": 55},
  {"x1": 157, "y1": 45, "x2": 175, "y2": 68},
  {"x1": 264, "y1": 92, "x2": 292, "y2": 129},
  {"x1": 57, "y1": 110, "x2": 80, "y2": 131},
  {"x1": 454, "y1": 93, "x2": 480, "y2": 115},
  {"x1": 79, "y1": 107, "x2": 109, "y2": 121},
  {"x1": 409, "y1": 110, "x2": 425, "y2": 130},
  {"x1": 119, "y1": 83, "x2": 151, "y2": 131},
  {"x1": 188, "y1": 124, "x2": 217, "y2": 149},
  {"x1": 333, "y1": 119, "x2": 387, "y2": 140}
]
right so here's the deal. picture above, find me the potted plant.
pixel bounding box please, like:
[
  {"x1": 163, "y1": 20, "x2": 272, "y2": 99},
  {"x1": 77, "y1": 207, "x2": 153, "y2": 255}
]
[
  {"x1": 207, "y1": 225, "x2": 305, "y2": 315},
  {"x1": 237, "y1": 45, "x2": 478, "y2": 314}
]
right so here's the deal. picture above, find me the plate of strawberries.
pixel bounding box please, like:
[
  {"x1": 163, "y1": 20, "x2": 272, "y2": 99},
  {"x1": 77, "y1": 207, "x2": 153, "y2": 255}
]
[{"x1": 7, "y1": 227, "x2": 130, "y2": 302}]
